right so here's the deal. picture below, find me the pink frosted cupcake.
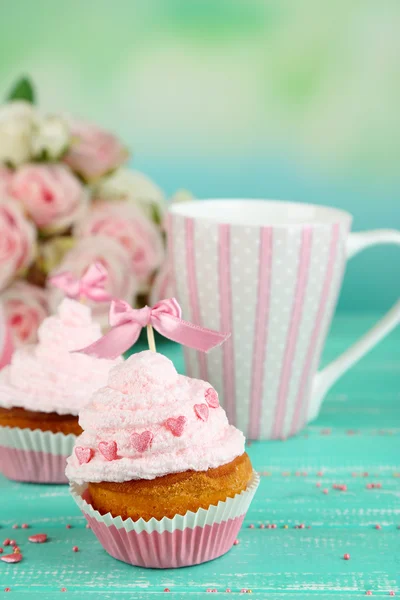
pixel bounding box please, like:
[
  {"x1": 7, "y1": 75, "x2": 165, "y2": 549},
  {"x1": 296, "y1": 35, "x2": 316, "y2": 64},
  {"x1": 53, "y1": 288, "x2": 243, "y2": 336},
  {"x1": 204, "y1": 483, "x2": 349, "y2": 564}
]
[
  {"x1": 67, "y1": 350, "x2": 258, "y2": 568},
  {"x1": 0, "y1": 298, "x2": 121, "y2": 483}
]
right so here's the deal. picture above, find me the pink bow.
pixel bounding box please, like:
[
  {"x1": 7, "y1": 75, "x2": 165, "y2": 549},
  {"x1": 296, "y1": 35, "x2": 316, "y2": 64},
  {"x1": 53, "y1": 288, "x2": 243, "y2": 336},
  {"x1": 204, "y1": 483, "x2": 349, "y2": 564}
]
[
  {"x1": 76, "y1": 298, "x2": 230, "y2": 358},
  {"x1": 49, "y1": 262, "x2": 112, "y2": 303}
]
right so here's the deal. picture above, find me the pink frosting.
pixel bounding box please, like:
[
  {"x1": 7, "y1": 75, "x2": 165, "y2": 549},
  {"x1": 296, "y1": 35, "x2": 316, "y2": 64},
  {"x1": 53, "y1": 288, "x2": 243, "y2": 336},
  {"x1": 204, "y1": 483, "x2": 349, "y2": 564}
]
[
  {"x1": 0, "y1": 298, "x2": 121, "y2": 416},
  {"x1": 66, "y1": 351, "x2": 245, "y2": 482}
]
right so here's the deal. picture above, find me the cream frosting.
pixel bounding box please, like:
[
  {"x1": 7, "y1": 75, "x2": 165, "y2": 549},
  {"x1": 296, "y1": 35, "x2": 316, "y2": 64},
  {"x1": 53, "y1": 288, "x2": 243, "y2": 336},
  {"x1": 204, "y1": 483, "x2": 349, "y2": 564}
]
[
  {"x1": 66, "y1": 351, "x2": 245, "y2": 483},
  {"x1": 0, "y1": 298, "x2": 121, "y2": 416}
]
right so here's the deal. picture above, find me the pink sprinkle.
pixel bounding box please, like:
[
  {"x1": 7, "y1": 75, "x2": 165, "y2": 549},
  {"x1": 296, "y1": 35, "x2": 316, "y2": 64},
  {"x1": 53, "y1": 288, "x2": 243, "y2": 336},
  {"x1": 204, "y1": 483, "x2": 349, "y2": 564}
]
[
  {"x1": 1, "y1": 553, "x2": 22, "y2": 564},
  {"x1": 12, "y1": 525, "x2": 18, "y2": 529},
  {"x1": 241, "y1": 590, "x2": 247, "y2": 594},
  {"x1": 259, "y1": 524, "x2": 265, "y2": 529},
  {"x1": 205, "y1": 387, "x2": 219, "y2": 408},
  {"x1": 4, "y1": 588, "x2": 11, "y2": 592},
  {"x1": 207, "y1": 590, "x2": 212, "y2": 593},
  {"x1": 28, "y1": 534, "x2": 47, "y2": 544},
  {"x1": 366, "y1": 483, "x2": 374, "y2": 489},
  {"x1": 344, "y1": 553, "x2": 350, "y2": 560},
  {"x1": 317, "y1": 471, "x2": 324, "y2": 476},
  {"x1": 66, "y1": 525, "x2": 71, "y2": 529},
  {"x1": 233, "y1": 539, "x2": 239, "y2": 545},
  {"x1": 0, "y1": 549, "x2": 2, "y2": 554},
  {"x1": 375, "y1": 524, "x2": 381, "y2": 530},
  {"x1": 3, "y1": 539, "x2": 10, "y2": 546},
  {"x1": 271, "y1": 524, "x2": 277, "y2": 529},
  {"x1": 9, "y1": 540, "x2": 16, "y2": 547},
  {"x1": 366, "y1": 592, "x2": 372, "y2": 596},
  {"x1": 61, "y1": 588, "x2": 67, "y2": 592},
  {"x1": 72, "y1": 546, "x2": 79, "y2": 552},
  {"x1": 389, "y1": 592, "x2": 395, "y2": 596},
  {"x1": 323, "y1": 489, "x2": 329, "y2": 494},
  {"x1": 316, "y1": 482, "x2": 321, "y2": 487},
  {"x1": 299, "y1": 524, "x2": 305, "y2": 529},
  {"x1": 249, "y1": 524, "x2": 254, "y2": 529},
  {"x1": 194, "y1": 403, "x2": 209, "y2": 422},
  {"x1": 375, "y1": 483, "x2": 382, "y2": 489},
  {"x1": 98, "y1": 440, "x2": 118, "y2": 461},
  {"x1": 211, "y1": 590, "x2": 217, "y2": 593},
  {"x1": 226, "y1": 589, "x2": 232, "y2": 593},
  {"x1": 165, "y1": 416, "x2": 186, "y2": 437},
  {"x1": 164, "y1": 589, "x2": 170, "y2": 593},
  {"x1": 363, "y1": 472, "x2": 369, "y2": 477},
  {"x1": 21, "y1": 524, "x2": 28, "y2": 529}
]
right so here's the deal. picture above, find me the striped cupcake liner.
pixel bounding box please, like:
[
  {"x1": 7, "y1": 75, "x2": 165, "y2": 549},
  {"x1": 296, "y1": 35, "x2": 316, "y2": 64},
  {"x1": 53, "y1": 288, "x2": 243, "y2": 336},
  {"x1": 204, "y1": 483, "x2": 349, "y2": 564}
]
[
  {"x1": 0, "y1": 425, "x2": 76, "y2": 483},
  {"x1": 70, "y1": 470, "x2": 259, "y2": 568}
]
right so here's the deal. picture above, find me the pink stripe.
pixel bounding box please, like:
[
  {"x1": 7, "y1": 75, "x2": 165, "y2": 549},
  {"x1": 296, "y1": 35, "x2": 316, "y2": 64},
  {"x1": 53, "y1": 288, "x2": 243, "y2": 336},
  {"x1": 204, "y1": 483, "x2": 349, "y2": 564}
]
[
  {"x1": 218, "y1": 224, "x2": 236, "y2": 424},
  {"x1": 248, "y1": 227, "x2": 273, "y2": 439},
  {"x1": 167, "y1": 214, "x2": 192, "y2": 376},
  {"x1": 291, "y1": 224, "x2": 340, "y2": 434},
  {"x1": 272, "y1": 226, "x2": 313, "y2": 439},
  {"x1": 185, "y1": 218, "x2": 208, "y2": 381}
]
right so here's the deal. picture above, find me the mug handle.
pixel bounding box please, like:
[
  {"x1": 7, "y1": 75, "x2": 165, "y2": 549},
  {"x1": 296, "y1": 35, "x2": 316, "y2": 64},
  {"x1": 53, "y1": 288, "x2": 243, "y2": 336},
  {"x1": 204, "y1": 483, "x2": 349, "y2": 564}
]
[{"x1": 311, "y1": 229, "x2": 400, "y2": 417}]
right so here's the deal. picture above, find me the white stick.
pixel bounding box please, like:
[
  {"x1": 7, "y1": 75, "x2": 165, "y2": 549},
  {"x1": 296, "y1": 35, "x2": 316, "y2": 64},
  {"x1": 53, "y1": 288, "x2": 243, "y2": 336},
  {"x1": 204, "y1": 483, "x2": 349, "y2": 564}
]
[{"x1": 147, "y1": 324, "x2": 156, "y2": 352}]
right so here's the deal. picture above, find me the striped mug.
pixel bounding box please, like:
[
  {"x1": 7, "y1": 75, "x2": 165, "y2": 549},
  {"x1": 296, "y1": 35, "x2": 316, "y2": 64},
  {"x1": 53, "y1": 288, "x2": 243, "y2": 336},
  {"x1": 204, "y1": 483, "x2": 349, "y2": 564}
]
[{"x1": 167, "y1": 199, "x2": 400, "y2": 440}]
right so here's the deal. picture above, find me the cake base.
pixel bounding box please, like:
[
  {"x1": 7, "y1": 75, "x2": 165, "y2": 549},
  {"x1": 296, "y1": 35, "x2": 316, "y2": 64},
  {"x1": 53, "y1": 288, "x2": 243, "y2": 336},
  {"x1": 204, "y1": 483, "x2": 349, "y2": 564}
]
[
  {"x1": 0, "y1": 406, "x2": 82, "y2": 435},
  {"x1": 88, "y1": 452, "x2": 253, "y2": 521}
]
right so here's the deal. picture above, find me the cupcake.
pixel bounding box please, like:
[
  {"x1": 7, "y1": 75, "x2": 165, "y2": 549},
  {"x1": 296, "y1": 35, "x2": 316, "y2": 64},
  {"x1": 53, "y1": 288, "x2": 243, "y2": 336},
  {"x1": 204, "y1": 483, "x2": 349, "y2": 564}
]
[
  {"x1": 0, "y1": 298, "x2": 121, "y2": 483},
  {"x1": 67, "y1": 350, "x2": 259, "y2": 568}
]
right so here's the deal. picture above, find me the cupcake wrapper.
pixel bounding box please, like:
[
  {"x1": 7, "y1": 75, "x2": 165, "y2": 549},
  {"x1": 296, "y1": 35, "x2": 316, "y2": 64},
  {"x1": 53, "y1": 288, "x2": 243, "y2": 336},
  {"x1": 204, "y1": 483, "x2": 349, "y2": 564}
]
[
  {"x1": 0, "y1": 425, "x2": 76, "y2": 484},
  {"x1": 70, "y1": 470, "x2": 259, "y2": 568}
]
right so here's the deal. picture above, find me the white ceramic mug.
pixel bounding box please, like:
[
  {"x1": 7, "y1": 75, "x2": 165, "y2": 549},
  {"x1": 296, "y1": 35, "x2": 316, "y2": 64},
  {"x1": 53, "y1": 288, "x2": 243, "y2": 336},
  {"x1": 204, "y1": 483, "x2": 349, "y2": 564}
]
[{"x1": 167, "y1": 200, "x2": 400, "y2": 439}]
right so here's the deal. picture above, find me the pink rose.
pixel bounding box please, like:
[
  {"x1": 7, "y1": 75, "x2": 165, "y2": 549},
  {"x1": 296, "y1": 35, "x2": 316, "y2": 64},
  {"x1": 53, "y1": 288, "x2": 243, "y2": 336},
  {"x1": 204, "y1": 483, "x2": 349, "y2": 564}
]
[
  {"x1": 150, "y1": 259, "x2": 173, "y2": 306},
  {"x1": 75, "y1": 201, "x2": 164, "y2": 291},
  {"x1": 64, "y1": 120, "x2": 128, "y2": 182},
  {"x1": 0, "y1": 167, "x2": 13, "y2": 197},
  {"x1": 9, "y1": 164, "x2": 87, "y2": 233},
  {"x1": 49, "y1": 236, "x2": 137, "y2": 327},
  {"x1": 1, "y1": 281, "x2": 49, "y2": 347},
  {"x1": 0, "y1": 198, "x2": 36, "y2": 291}
]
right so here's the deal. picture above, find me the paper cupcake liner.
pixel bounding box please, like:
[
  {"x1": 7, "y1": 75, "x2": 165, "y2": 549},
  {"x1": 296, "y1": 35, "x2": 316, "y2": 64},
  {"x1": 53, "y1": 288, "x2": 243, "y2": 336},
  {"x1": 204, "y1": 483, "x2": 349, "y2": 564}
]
[
  {"x1": 70, "y1": 470, "x2": 259, "y2": 568},
  {"x1": 0, "y1": 425, "x2": 76, "y2": 484}
]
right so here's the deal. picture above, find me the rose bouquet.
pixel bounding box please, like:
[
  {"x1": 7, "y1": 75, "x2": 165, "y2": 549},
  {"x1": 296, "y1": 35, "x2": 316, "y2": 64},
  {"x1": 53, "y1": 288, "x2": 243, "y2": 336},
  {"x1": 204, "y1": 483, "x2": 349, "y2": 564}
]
[{"x1": 0, "y1": 77, "x2": 184, "y2": 358}]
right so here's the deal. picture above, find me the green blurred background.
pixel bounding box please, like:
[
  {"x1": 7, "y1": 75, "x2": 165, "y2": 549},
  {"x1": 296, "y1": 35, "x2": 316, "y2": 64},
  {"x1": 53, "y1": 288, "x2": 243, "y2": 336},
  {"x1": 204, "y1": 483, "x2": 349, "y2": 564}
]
[{"x1": 0, "y1": 0, "x2": 399, "y2": 311}]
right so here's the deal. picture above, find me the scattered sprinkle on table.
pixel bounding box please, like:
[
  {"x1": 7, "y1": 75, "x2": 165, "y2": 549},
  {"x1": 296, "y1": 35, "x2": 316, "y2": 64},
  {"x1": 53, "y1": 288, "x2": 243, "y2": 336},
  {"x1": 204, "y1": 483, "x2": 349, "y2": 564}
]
[
  {"x1": 344, "y1": 553, "x2": 350, "y2": 560},
  {"x1": 28, "y1": 534, "x2": 47, "y2": 544},
  {"x1": 1, "y1": 553, "x2": 23, "y2": 564},
  {"x1": 72, "y1": 546, "x2": 79, "y2": 552}
]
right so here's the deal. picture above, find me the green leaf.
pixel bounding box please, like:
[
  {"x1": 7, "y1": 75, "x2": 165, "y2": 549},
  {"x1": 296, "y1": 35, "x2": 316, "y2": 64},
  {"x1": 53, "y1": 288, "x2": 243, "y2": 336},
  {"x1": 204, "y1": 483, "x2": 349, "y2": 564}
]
[{"x1": 7, "y1": 77, "x2": 36, "y2": 104}]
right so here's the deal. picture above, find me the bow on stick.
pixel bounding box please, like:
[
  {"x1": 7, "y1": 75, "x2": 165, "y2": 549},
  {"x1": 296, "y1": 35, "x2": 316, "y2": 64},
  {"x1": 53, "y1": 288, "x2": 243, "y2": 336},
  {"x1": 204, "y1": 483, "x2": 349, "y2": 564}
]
[{"x1": 76, "y1": 297, "x2": 230, "y2": 358}]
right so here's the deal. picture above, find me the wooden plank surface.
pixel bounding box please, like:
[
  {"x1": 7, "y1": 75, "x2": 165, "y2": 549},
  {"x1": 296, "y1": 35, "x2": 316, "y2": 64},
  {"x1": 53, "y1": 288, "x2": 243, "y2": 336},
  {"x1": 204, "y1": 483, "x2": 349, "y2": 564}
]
[{"x1": 0, "y1": 314, "x2": 399, "y2": 597}]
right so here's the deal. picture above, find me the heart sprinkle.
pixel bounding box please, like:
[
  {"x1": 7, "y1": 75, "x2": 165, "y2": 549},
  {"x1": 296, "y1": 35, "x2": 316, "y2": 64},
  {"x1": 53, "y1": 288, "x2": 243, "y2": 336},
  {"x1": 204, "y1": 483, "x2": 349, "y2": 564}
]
[
  {"x1": 28, "y1": 534, "x2": 47, "y2": 544},
  {"x1": 1, "y1": 553, "x2": 22, "y2": 563},
  {"x1": 165, "y1": 416, "x2": 187, "y2": 437},
  {"x1": 98, "y1": 441, "x2": 118, "y2": 461},
  {"x1": 205, "y1": 387, "x2": 219, "y2": 408},
  {"x1": 75, "y1": 446, "x2": 94, "y2": 465},
  {"x1": 194, "y1": 404, "x2": 209, "y2": 422},
  {"x1": 130, "y1": 431, "x2": 153, "y2": 453}
]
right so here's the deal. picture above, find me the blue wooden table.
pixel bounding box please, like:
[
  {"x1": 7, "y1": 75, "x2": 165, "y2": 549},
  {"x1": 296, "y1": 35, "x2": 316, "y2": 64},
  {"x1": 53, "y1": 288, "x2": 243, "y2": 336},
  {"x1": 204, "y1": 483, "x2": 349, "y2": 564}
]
[{"x1": 1, "y1": 314, "x2": 399, "y2": 598}]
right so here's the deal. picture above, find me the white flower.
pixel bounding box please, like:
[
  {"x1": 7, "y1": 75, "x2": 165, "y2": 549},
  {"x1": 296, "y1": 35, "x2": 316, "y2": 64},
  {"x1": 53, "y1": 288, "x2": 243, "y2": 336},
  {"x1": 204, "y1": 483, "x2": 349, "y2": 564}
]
[
  {"x1": 0, "y1": 101, "x2": 35, "y2": 166},
  {"x1": 93, "y1": 168, "x2": 166, "y2": 221},
  {"x1": 31, "y1": 114, "x2": 70, "y2": 161}
]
